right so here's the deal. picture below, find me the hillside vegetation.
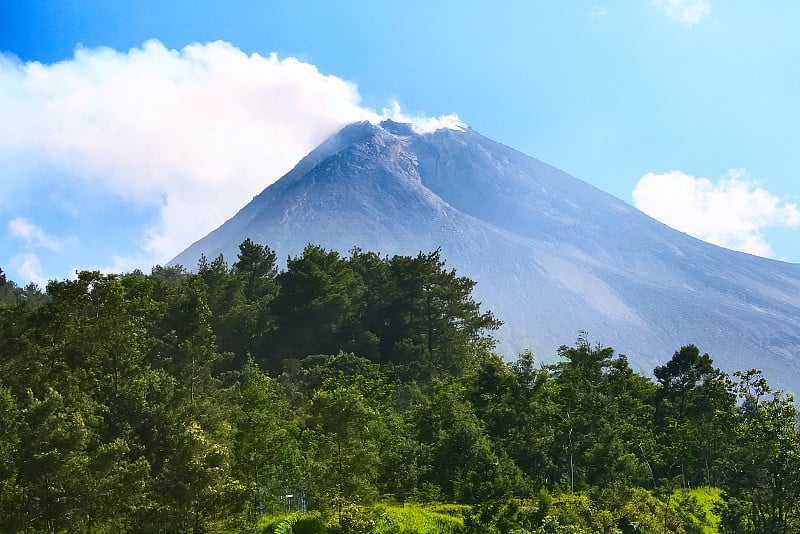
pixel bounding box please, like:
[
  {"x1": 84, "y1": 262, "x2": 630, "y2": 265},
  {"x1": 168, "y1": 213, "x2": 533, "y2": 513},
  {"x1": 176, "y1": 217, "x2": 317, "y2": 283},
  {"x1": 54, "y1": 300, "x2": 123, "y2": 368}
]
[{"x1": 0, "y1": 243, "x2": 798, "y2": 533}]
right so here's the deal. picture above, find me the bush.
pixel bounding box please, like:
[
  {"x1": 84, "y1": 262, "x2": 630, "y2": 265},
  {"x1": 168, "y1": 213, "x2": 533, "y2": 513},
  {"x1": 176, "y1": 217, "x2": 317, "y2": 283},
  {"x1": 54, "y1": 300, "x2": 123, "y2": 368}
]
[{"x1": 258, "y1": 511, "x2": 327, "y2": 534}]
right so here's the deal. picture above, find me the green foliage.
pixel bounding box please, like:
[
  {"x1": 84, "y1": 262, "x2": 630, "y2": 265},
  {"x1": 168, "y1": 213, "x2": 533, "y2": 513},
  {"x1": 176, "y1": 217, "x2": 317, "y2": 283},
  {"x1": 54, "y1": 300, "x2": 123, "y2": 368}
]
[
  {"x1": 0, "y1": 383, "x2": 23, "y2": 528},
  {"x1": 460, "y1": 488, "x2": 724, "y2": 534},
  {"x1": 258, "y1": 505, "x2": 466, "y2": 534},
  {"x1": 667, "y1": 487, "x2": 723, "y2": 534},
  {"x1": 546, "y1": 334, "x2": 656, "y2": 491},
  {"x1": 382, "y1": 249, "x2": 501, "y2": 379},
  {"x1": 306, "y1": 383, "x2": 382, "y2": 507},
  {"x1": 0, "y1": 242, "x2": 798, "y2": 533},
  {"x1": 717, "y1": 369, "x2": 800, "y2": 533},
  {"x1": 273, "y1": 245, "x2": 366, "y2": 358},
  {"x1": 653, "y1": 345, "x2": 736, "y2": 488},
  {"x1": 200, "y1": 239, "x2": 279, "y2": 366},
  {"x1": 233, "y1": 358, "x2": 301, "y2": 517},
  {"x1": 258, "y1": 511, "x2": 327, "y2": 534},
  {"x1": 377, "y1": 503, "x2": 466, "y2": 534},
  {"x1": 413, "y1": 379, "x2": 523, "y2": 504}
]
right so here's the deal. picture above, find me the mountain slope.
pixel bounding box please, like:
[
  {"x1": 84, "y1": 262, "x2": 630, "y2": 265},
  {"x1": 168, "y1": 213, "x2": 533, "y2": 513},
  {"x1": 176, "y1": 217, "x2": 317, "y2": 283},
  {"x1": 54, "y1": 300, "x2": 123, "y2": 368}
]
[{"x1": 172, "y1": 120, "x2": 800, "y2": 391}]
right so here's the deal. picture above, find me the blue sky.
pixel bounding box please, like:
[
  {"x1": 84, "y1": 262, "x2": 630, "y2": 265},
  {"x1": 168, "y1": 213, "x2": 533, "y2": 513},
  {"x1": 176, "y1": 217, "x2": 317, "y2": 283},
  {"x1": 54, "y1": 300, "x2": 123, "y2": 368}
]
[{"x1": 2, "y1": 0, "x2": 799, "y2": 285}]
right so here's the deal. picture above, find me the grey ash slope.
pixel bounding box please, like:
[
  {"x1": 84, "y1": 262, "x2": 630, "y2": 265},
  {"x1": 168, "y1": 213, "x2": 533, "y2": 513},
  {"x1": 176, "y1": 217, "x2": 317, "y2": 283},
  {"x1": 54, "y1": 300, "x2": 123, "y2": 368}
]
[{"x1": 172, "y1": 120, "x2": 800, "y2": 391}]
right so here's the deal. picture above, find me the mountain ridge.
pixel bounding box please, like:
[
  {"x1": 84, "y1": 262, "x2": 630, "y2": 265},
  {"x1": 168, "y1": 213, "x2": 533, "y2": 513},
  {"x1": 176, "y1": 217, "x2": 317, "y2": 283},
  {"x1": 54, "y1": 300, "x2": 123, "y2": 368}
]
[{"x1": 172, "y1": 120, "x2": 800, "y2": 391}]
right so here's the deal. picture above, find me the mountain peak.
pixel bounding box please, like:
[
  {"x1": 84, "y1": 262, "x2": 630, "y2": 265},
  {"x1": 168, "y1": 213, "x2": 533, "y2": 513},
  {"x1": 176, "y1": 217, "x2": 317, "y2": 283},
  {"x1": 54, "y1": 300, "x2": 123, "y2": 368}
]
[
  {"x1": 172, "y1": 122, "x2": 800, "y2": 392},
  {"x1": 377, "y1": 111, "x2": 468, "y2": 135},
  {"x1": 379, "y1": 119, "x2": 416, "y2": 136}
]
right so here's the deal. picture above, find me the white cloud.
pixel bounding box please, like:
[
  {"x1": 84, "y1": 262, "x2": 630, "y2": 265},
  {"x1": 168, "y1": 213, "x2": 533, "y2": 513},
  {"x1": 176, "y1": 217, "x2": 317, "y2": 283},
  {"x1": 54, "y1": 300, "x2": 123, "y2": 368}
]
[
  {"x1": 0, "y1": 40, "x2": 464, "y2": 272},
  {"x1": 8, "y1": 217, "x2": 70, "y2": 251},
  {"x1": 9, "y1": 253, "x2": 48, "y2": 287},
  {"x1": 654, "y1": 0, "x2": 711, "y2": 26},
  {"x1": 632, "y1": 169, "x2": 800, "y2": 258}
]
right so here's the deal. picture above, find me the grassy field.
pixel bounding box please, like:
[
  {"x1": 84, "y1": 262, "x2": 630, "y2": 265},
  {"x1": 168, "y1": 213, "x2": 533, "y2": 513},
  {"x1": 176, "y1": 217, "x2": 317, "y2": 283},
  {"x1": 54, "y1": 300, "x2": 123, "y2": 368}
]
[
  {"x1": 669, "y1": 486, "x2": 723, "y2": 534},
  {"x1": 256, "y1": 503, "x2": 468, "y2": 534},
  {"x1": 252, "y1": 489, "x2": 723, "y2": 534}
]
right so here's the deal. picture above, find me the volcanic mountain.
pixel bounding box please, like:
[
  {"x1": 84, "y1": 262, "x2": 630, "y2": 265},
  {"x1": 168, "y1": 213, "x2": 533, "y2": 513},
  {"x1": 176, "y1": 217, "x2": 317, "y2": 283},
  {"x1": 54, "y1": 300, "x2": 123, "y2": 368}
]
[{"x1": 172, "y1": 120, "x2": 800, "y2": 391}]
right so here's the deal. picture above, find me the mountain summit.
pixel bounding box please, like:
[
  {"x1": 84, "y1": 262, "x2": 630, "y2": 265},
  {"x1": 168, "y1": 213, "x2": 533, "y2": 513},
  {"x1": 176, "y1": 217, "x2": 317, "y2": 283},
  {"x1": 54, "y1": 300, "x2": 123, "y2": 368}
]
[{"x1": 172, "y1": 120, "x2": 800, "y2": 390}]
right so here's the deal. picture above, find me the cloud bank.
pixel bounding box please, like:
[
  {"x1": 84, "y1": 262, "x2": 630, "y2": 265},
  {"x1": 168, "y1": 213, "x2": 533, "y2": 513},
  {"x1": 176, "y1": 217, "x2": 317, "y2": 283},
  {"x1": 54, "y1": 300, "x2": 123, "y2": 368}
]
[
  {"x1": 654, "y1": 0, "x2": 711, "y2": 26},
  {"x1": 632, "y1": 170, "x2": 800, "y2": 258},
  {"x1": 0, "y1": 40, "x2": 464, "y2": 279}
]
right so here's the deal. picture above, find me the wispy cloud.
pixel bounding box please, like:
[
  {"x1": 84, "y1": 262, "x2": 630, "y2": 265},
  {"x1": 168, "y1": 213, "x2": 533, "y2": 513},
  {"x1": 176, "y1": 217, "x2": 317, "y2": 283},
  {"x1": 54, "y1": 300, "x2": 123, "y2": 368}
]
[
  {"x1": 0, "y1": 40, "x2": 463, "y2": 275},
  {"x1": 632, "y1": 169, "x2": 800, "y2": 258},
  {"x1": 654, "y1": 0, "x2": 711, "y2": 26},
  {"x1": 8, "y1": 217, "x2": 70, "y2": 251},
  {"x1": 589, "y1": 6, "x2": 608, "y2": 19}
]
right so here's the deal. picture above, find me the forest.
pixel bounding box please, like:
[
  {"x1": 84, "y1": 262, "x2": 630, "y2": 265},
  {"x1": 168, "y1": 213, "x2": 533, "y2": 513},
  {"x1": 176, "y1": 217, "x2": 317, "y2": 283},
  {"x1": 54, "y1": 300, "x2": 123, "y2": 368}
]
[{"x1": 0, "y1": 240, "x2": 799, "y2": 533}]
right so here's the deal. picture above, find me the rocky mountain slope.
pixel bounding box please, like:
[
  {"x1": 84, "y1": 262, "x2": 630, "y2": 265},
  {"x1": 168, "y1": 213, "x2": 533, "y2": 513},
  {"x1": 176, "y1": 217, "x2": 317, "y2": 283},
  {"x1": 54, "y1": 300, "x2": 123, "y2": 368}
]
[{"x1": 172, "y1": 120, "x2": 800, "y2": 391}]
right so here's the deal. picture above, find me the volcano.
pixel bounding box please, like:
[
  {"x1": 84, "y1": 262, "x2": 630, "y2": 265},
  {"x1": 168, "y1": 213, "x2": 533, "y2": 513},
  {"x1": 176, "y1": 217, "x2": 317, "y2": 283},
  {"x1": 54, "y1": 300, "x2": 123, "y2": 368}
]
[{"x1": 172, "y1": 120, "x2": 800, "y2": 391}]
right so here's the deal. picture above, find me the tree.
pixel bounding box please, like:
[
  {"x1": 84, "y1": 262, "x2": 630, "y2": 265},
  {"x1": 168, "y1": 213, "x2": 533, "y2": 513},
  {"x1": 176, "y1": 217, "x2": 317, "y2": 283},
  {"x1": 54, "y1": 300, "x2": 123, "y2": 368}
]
[
  {"x1": 549, "y1": 334, "x2": 613, "y2": 491},
  {"x1": 150, "y1": 409, "x2": 246, "y2": 532},
  {"x1": 654, "y1": 345, "x2": 735, "y2": 487},
  {"x1": 0, "y1": 268, "x2": 20, "y2": 307},
  {"x1": 548, "y1": 334, "x2": 653, "y2": 490},
  {"x1": 197, "y1": 254, "x2": 245, "y2": 361},
  {"x1": 156, "y1": 275, "x2": 224, "y2": 404},
  {"x1": 719, "y1": 369, "x2": 800, "y2": 534},
  {"x1": 414, "y1": 379, "x2": 521, "y2": 503},
  {"x1": 466, "y1": 351, "x2": 553, "y2": 488},
  {"x1": 232, "y1": 358, "x2": 301, "y2": 517},
  {"x1": 0, "y1": 268, "x2": 23, "y2": 306},
  {"x1": 233, "y1": 238, "x2": 278, "y2": 302},
  {"x1": 346, "y1": 248, "x2": 391, "y2": 361},
  {"x1": 196, "y1": 250, "x2": 272, "y2": 368},
  {"x1": 0, "y1": 384, "x2": 23, "y2": 531},
  {"x1": 384, "y1": 249, "x2": 500, "y2": 378},
  {"x1": 272, "y1": 245, "x2": 365, "y2": 359},
  {"x1": 306, "y1": 382, "x2": 382, "y2": 509},
  {"x1": 17, "y1": 387, "x2": 100, "y2": 532}
]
